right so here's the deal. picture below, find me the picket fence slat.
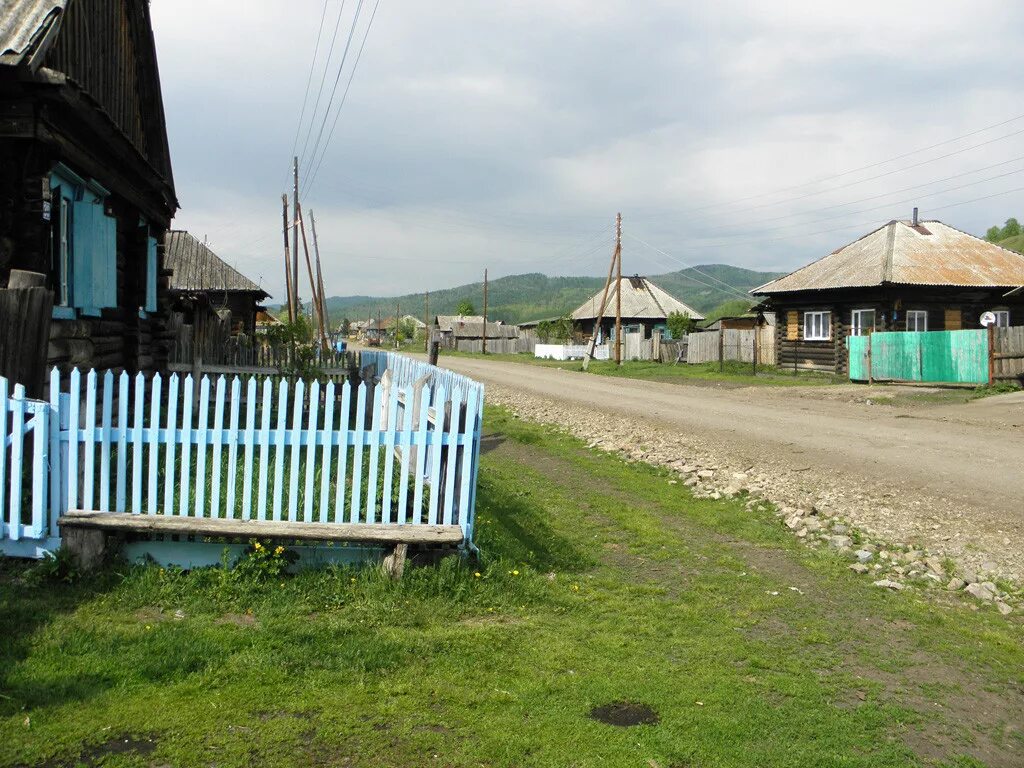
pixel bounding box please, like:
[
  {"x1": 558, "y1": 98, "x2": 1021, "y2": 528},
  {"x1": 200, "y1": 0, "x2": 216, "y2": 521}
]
[{"x1": 3, "y1": 355, "x2": 485, "y2": 555}]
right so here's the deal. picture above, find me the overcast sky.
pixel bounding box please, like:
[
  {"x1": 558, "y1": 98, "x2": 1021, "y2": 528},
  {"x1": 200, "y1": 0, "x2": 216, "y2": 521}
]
[{"x1": 150, "y1": 1, "x2": 1024, "y2": 300}]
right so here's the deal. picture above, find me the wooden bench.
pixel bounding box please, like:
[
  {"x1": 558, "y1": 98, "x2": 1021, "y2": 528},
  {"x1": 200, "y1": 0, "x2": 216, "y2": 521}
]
[{"x1": 58, "y1": 511, "x2": 463, "y2": 577}]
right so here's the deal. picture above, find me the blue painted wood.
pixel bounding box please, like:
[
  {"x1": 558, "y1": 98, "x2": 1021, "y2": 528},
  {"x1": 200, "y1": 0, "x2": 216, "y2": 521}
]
[
  {"x1": 380, "y1": 381, "x2": 399, "y2": 524},
  {"x1": 31, "y1": 396, "x2": 47, "y2": 537},
  {"x1": 288, "y1": 378, "x2": 304, "y2": 522},
  {"x1": 145, "y1": 236, "x2": 158, "y2": 312},
  {"x1": 82, "y1": 370, "x2": 97, "y2": 510},
  {"x1": 226, "y1": 377, "x2": 241, "y2": 520},
  {"x1": 427, "y1": 385, "x2": 446, "y2": 525},
  {"x1": 193, "y1": 375, "x2": 210, "y2": 517},
  {"x1": 67, "y1": 369, "x2": 80, "y2": 512},
  {"x1": 178, "y1": 375, "x2": 194, "y2": 517},
  {"x1": 210, "y1": 377, "x2": 226, "y2": 518},
  {"x1": 365, "y1": 382, "x2": 383, "y2": 524},
  {"x1": 49, "y1": 368, "x2": 61, "y2": 533},
  {"x1": 9, "y1": 385, "x2": 25, "y2": 539},
  {"x1": 242, "y1": 377, "x2": 257, "y2": 520},
  {"x1": 131, "y1": 373, "x2": 144, "y2": 514},
  {"x1": 163, "y1": 374, "x2": 179, "y2": 518},
  {"x1": 273, "y1": 379, "x2": 288, "y2": 521},
  {"x1": 0, "y1": 377, "x2": 8, "y2": 537},
  {"x1": 147, "y1": 373, "x2": 162, "y2": 515},
  {"x1": 319, "y1": 381, "x2": 335, "y2": 523},
  {"x1": 257, "y1": 378, "x2": 272, "y2": 521},
  {"x1": 334, "y1": 381, "x2": 351, "y2": 522},
  {"x1": 303, "y1": 380, "x2": 319, "y2": 522},
  {"x1": 442, "y1": 388, "x2": 462, "y2": 527},
  {"x1": 350, "y1": 382, "x2": 366, "y2": 523},
  {"x1": 100, "y1": 370, "x2": 113, "y2": 511},
  {"x1": 412, "y1": 385, "x2": 430, "y2": 523},
  {"x1": 396, "y1": 385, "x2": 414, "y2": 524},
  {"x1": 457, "y1": 388, "x2": 479, "y2": 528},
  {"x1": 116, "y1": 372, "x2": 128, "y2": 512}
]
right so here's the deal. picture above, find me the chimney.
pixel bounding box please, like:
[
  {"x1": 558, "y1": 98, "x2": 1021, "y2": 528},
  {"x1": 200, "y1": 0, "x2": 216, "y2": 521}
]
[{"x1": 912, "y1": 207, "x2": 919, "y2": 227}]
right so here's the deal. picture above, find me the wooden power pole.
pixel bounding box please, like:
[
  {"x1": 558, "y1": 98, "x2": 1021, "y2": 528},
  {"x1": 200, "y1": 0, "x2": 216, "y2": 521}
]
[
  {"x1": 615, "y1": 212, "x2": 622, "y2": 366},
  {"x1": 298, "y1": 207, "x2": 327, "y2": 351},
  {"x1": 281, "y1": 195, "x2": 295, "y2": 323},
  {"x1": 424, "y1": 291, "x2": 430, "y2": 352},
  {"x1": 309, "y1": 210, "x2": 330, "y2": 348},
  {"x1": 583, "y1": 213, "x2": 621, "y2": 371},
  {"x1": 482, "y1": 268, "x2": 488, "y2": 355},
  {"x1": 292, "y1": 157, "x2": 301, "y2": 319}
]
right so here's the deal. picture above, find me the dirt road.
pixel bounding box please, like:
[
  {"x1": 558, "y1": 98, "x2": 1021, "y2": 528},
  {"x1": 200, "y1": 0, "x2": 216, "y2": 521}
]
[{"x1": 441, "y1": 355, "x2": 1024, "y2": 579}]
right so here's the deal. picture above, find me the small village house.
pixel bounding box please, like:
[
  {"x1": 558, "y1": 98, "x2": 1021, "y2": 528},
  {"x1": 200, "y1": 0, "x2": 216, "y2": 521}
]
[
  {"x1": 752, "y1": 216, "x2": 1024, "y2": 374},
  {"x1": 0, "y1": 0, "x2": 177, "y2": 378},
  {"x1": 571, "y1": 275, "x2": 704, "y2": 341},
  {"x1": 164, "y1": 230, "x2": 269, "y2": 337},
  {"x1": 433, "y1": 314, "x2": 484, "y2": 346}
]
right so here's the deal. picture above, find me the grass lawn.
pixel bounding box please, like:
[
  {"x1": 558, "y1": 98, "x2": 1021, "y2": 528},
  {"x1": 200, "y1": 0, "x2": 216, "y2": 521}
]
[{"x1": 2, "y1": 407, "x2": 1023, "y2": 767}]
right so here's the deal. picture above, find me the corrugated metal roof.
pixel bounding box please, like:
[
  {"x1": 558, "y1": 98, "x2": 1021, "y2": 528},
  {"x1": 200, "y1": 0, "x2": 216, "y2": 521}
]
[
  {"x1": 434, "y1": 315, "x2": 484, "y2": 332},
  {"x1": 165, "y1": 230, "x2": 269, "y2": 297},
  {"x1": 571, "y1": 276, "x2": 705, "y2": 321},
  {"x1": 452, "y1": 322, "x2": 518, "y2": 339},
  {"x1": 753, "y1": 220, "x2": 1024, "y2": 294},
  {"x1": 0, "y1": 0, "x2": 66, "y2": 67}
]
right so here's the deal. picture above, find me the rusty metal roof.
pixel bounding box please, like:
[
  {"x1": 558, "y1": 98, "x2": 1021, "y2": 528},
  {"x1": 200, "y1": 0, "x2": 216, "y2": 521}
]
[
  {"x1": 753, "y1": 220, "x2": 1024, "y2": 294},
  {"x1": 0, "y1": 0, "x2": 66, "y2": 68},
  {"x1": 572, "y1": 276, "x2": 705, "y2": 321},
  {"x1": 165, "y1": 230, "x2": 269, "y2": 298},
  {"x1": 434, "y1": 315, "x2": 484, "y2": 333}
]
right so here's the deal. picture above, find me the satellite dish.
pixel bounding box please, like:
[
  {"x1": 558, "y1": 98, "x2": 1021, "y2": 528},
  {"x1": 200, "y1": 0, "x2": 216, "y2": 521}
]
[{"x1": 980, "y1": 311, "x2": 997, "y2": 327}]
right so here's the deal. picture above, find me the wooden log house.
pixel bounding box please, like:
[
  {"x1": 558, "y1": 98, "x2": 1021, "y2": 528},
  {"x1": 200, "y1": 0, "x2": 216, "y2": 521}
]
[
  {"x1": 0, "y1": 0, "x2": 177, "y2": 376},
  {"x1": 752, "y1": 217, "x2": 1024, "y2": 375}
]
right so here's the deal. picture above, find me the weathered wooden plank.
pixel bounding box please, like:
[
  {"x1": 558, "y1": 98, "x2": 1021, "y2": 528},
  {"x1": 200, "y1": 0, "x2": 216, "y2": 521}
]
[
  {"x1": 210, "y1": 376, "x2": 226, "y2": 518},
  {"x1": 178, "y1": 375, "x2": 194, "y2": 517},
  {"x1": 350, "y1": 382, "x2": 367, "y2": 523},
  {"x1": 193, "y1": 376, "x2": 210, "y2": 517},
  {"x1": 147, "y1": 373, "x2": 162, "y2": 514},
  {"x1": 303, "y1": 380, "x2": 319, "y2": 522},
  {"x1": 334, "y1": 381, "x2": 351, "y2": 522},
  {"x1": 272, "y1": 379, "x2": 288, "y2": 521},
  {"x1": 427, "y1": 385, "x2": 446, "y2": 525},
  {"x1": 287, "y1": 379, "x2": 304, "y2": 522},
  {"x1": 226, "y1": 377, "x2": 241, "y2": 519},
  {"x1": 242, "y1": 377, "x2": 257, "y2": 521},
  {"x1": 319, "y1": 381, "x2": 335, "y2": 523},
  {"x1": 412, "y1": 385, "x2": 430, "y2": 523},
  {"x1": 60, "y1": 510, "x2": 464, "y2": 544},
  {"x1": 442, "y1": 388, "x2": 461, "y2": 526},
  {"x1": 365, "y1": 382, "x2": 383, "y2": 524}
]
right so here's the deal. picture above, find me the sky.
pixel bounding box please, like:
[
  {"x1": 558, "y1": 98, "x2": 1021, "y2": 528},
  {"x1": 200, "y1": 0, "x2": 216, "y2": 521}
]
[{"x1": 150, "y1": 0, "x2": 1024, "y2": 301}]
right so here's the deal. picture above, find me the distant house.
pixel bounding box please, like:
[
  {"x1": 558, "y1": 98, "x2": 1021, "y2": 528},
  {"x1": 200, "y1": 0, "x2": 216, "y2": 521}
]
[
  {"x1": 701, "y1": 313, "x2": 775, "y2": 332},
  {"x1": 0, "y1": 0, "x2": 177, "y2": 375},
  {"x1": 571, "y1": 276, "x2": 704, "y2": 341},
  {"x1": 752, "y1": 217, "x2": 1024, "y2": 374},
  {"x1": 254, "y1": 309, "x2": 282, "y2": 335},
  {"x1": 165, "y1": 231, "x2": 269, "y2": 336},
  {"x1": 433, "y1": 314, "x2": 484, "y2": 345}
]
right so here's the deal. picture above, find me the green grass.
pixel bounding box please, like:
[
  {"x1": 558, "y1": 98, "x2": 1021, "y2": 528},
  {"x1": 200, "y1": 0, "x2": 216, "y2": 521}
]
[
  {"x1": 2, "y1": 407, "x2": 1023, "y2": 767},
  {"x1": 443, "y1": 350, "x2": 840, "y2": 387}
]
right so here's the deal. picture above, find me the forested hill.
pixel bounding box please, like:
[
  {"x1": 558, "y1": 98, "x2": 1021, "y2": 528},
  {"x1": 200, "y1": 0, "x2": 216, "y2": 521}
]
[{"x1": 314, "y1": 265, "x2": 784, "y2": 326}]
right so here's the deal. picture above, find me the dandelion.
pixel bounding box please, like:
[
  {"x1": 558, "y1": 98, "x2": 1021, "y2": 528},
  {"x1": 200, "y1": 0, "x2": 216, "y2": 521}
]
[
  {"x1": 145, "y1": 625, "x2": 152, "y2": 630},
  {"x1": 350, "y1": 577, "x2": 356, "y2": 583},
  {"x1": 512, "y1": 570, "x2": 519, "y2": 576},
  {"x1": 474, "y1": 572, "x2": 481, "y2": 578},
  {"x1": 274, "y1": 546, "x2": 284, "y2": 556},
  {"x1": 571, "y1": 584, "x2": 580, "y2": 592}
]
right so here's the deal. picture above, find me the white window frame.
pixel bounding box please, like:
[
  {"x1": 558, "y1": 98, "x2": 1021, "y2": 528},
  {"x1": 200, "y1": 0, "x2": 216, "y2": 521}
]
[
  {"x1": 851, "y1": 308, "x2": 875, "y2": 336},
  {"x1": 803, "y1": 311, "x2": 831, "y2": 341},
  {"x1": 58, "y1": 197, "x2": 70, "y2": 307},
  {"x1": 991, "y1": 310, "x2": 1010, "y2": 327},
  {"x1": 906, "y1": 310, "x2": 928, "y2": 332}
]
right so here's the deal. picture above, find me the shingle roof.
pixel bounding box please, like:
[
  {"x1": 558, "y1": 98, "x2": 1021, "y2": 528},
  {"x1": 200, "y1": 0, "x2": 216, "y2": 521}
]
[
  {"x1": 571, "y1": 276, "x2": 705, "y2": 321},
  {"x1": 434, "y1": 315, "x2": 484, "y2": 333},
  {"x1": 753, "y1": 220, "x2": 1024, "y2": 294},
  {"x1": 165, "y1": 230, "x2": 269, "y2": 297},
  {"x1": 452, "y1": 322, "x2": 518, "y2": 339},
  {"x1": 0, "y1": 0, "x2": 66, "y2": 68}
]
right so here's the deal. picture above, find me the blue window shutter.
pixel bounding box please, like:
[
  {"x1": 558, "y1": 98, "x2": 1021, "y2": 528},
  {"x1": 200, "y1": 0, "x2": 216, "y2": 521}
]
[
  {"x1": 101, "y1": 212, "x2": 117, "y2": 308},
  {"x1": 145, "y1": 236, "x2": 158, "y2": 312},
  {"x1": 71, "y1": 200, "x2": 97, "y2": 310}
]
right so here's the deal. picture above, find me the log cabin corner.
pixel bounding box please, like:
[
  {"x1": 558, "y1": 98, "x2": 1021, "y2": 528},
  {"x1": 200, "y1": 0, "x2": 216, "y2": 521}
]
[{"x1": 0, "y1": 0, "x2": 177, "y2": 380}]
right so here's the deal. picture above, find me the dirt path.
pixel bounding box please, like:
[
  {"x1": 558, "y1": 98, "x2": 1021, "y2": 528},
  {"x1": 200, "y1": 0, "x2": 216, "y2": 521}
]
[{"x1": 442, "y1": 355, "x2": 1024, "y2": 581}]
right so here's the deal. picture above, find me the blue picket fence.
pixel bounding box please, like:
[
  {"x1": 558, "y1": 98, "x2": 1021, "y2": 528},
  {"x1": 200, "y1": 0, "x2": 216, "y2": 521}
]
[{"x1": 0, "y1": 354, "x2": 485, "y2": 562}]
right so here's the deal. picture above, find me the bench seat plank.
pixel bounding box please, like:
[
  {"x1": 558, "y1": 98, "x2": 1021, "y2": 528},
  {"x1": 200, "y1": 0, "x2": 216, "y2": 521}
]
[{"x1": 59, "y1": 511, "x2": 463, "y2": 545}]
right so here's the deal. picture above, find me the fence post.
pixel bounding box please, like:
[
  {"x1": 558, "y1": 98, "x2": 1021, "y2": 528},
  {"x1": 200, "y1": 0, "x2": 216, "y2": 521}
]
[
  {"x1": 867, "y1": 331, "x2": 873, "y2": 385},
  {"x1": 752, "y1": 329, "x2": 757, "y2": 375},
  {"x1": 988, "y1": 325, "x2": 995, "y2": 385}
]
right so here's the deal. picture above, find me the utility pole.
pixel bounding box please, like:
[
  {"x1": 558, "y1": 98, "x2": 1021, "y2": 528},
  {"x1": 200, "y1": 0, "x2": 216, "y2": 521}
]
[
  {"x1": 292, "y1": 156, "x2": 300, "y2": 320},
  {"x1": 482, "y1": 268, "x2": 488, "y2": 355},
  {"x1": 281, "y1": 195, "x2": 294, "y2": 323},
  {"x1": 424, "y1": 291, "x2": 430, "y2": 352},
  {"x1": 615, "y1": 212, "x2": 622, "y2": 366},
  {"x1": 396, "y1": 301, "x2": 401, "y2": 348},
  {"x1": 298, "y1": 208, "x2": 327, "y2": 351},
  {"x1": 582, "y1": 213, "x2": 619, "y2": 371},
  {"x1": 309, "y1": 210, "x2": 330, "y2": 350}
]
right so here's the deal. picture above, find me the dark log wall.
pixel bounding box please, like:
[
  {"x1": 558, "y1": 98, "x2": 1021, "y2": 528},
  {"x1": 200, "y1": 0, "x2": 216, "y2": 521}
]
[{"x1": 769, "y1": 287, "x2": 1024, "y2": 375}]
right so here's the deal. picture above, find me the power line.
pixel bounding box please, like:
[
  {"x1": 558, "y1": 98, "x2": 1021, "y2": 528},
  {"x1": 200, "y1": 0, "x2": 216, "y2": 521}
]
[
  {"x1": 290, "y1": 0, "x2": 332, "y2": 164},
  {"x1": 304, "y1": 0, "x2": 383, "y2": 197},
  {"x1": 623, "y1": 233, "x2": 757, "y2": 301},
  {"x1": 297, "y1": 0, "x2": 349, "y2": 172}
]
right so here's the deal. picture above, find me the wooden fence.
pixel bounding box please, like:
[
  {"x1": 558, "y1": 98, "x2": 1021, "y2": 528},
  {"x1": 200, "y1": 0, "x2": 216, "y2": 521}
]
[
  {"x1": 993, "y1": 326, "x2": 1024, "y2": 382},
  {"x1": 0, "y1": 355, "x2": 485, "y2": 562},
  {"x1": 848, "y1": 328, "x2": 1004, "y2": 384},
  {"x1": 685, "y1": 328, "x2": 776, "y2": 365}
]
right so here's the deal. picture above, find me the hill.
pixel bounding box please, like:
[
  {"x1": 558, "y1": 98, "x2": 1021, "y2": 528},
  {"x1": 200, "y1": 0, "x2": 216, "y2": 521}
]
[
  {"x1": 311, "y1": 264, "x2": 783, "y2": 327},
  {"x1": 997, "y1": 234, "x2": 1024, "y2": 254}
]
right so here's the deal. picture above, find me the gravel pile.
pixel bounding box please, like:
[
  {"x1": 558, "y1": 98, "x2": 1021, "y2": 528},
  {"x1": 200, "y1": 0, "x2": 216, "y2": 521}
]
[{"x1": 488, "y1": 384, "x2": 1021, "y2": 616}]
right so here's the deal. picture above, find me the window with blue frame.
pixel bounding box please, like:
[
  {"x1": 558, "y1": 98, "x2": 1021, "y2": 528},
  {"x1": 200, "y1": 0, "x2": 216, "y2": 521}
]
[{"x1": 50, "y1": 165, "x2": 117, "y2": 317}]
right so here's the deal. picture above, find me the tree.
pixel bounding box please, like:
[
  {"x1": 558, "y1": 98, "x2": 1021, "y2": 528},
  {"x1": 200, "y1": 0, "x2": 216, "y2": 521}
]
[
  {"x1": 703, "y1": 299, "x2": 752, "y2": 325},
  {"x1": 666, "y1": 311, "x2": 694, "y2": 340},
  {"x1": 1001, "y1": 218, "x2": 1022, "y2": 240},
  {"x1": 395, "y1": 318, "x2": 416, "y2": 344},
  {"x1": 456, "y1": 299, "x2": 475, "y2": 316},
  {"x1": 340, "y1": 318, "x2": 352, "y2": 336},
  {"x1": 537, "y1": 315, "x2": 573, "y2": 343},
  {"x1": 985, "y1": 226, "x2": 1003, "y2": 243}
]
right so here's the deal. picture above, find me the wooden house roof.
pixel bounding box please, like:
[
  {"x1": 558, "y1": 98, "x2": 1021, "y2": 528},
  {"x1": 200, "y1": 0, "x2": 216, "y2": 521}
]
[
  {"x1": 165, "y1": 230, "x2": 269, "y2": 298},
  {"x1": 753, "y1": 220, "x2": 1024, "y2": 295},
  {"x1": 571, "y1": 276, "x2": 704, "y2": 321}
]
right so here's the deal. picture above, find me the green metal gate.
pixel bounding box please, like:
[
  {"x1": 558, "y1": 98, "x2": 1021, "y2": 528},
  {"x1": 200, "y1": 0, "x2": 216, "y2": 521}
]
[{"x1": 849, "y1": 330, "x2": 989, "y2": 384}]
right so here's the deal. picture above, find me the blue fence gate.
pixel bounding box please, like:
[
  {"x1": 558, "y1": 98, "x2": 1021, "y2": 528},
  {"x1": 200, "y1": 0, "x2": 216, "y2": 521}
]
[{"x1": 0, "y1": 353, "x2": 484, "y2": 565}]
